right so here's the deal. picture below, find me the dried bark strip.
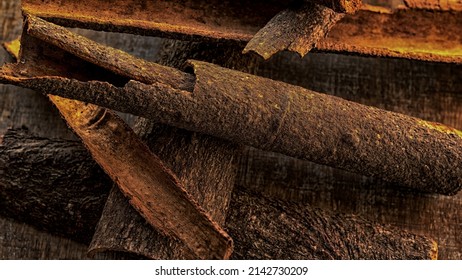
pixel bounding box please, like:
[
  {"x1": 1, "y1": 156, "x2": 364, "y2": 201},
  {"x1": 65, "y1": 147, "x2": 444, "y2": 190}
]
[
  {"x1": 4, "y1": 66, "x2": 462, "y2": 196},
  {"x1": 1, "y1": 19, "x2": 462, "y2": 195},
  {"x1": 0, "y1": 130, "x2": 439, "y2": 259},
  {"x1": 24, "y1": 16, "x2": 194, "y2": 91},
  {"x1": 5, "y1": 33, "x2": 233, "y2": 260},
  {"x1": 89, "y1": 40, "x2": 241, "y2": 259},
  {"x1": 21, "y1": 0, "x2": 462, "y2": 63},
  {"x1": 50, "y1": 98, "x2": 232, "y2": 260},
  {"x1": 243, "y1": 2, "x2": 344, "y2": 59},
  {"x1": 403, "y1": 0, "x2": 462, "y2": 11}
]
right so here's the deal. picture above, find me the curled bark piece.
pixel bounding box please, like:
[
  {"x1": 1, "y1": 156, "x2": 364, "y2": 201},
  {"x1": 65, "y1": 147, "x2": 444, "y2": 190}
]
[
  {"x1": 0, "y1": 130, "x2": 439, "y2": 259},
  {"x1": 243, "y1": 2, "x2": 344, "y2": 59},
  {"x1": 89, "y1": 40, "x2": 241, "y2": 259},
  {"x1": 3, "y1": 18, "x2": 462, "y2": 196},
  {"x1": 2, "y1": 18, "x2": 462, "y2": 195},
  {"x1": 3, "y1": 50, "x2": 462, "y2": 195},
  {"x1": 5, "y1": 32, "x2": 233, "y2": 260},
  {"x1": 24, "y1": 15, "x2": 194, "y2": 91},
  {"x1": 21, "y1": 0, "x2": 462, "y2": 63},
  {"x1": 89, "y1": 124, "x2": 239, "y2": 259},
  {"x1": 52, "y1": 98, "x2": 233, "y2": 260}
]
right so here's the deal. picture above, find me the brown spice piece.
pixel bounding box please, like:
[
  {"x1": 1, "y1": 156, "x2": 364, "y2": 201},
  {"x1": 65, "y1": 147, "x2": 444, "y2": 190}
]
[
  {"x1": 1, "y1": 17, "x2": 462, "y2": 195},
  {"x1": 21, "y1": 0, "x2": 462, "y2": 63},
  {"x1": 244, "y1": 2, "x2": 344, "y2": 59},
  {"x1": 228, "y1": 186, "x2": 438, "y2": 260},
  {"x1": 4, "y1": 29, "x2": 233, "y2": 260},
  {"x1": 0, "y1": 128, "x2": 439, "y2": 259}
]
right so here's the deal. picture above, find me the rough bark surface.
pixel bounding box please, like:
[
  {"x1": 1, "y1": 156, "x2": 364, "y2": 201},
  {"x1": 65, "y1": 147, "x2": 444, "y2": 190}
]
[
  {"x1": 0, "y1": 217, "x2": 91, "y2": 259},
  {"x1": 12, "y1": 26, "x2": 233, "y2": 259},
  {"x1": 21, "y1": 0, "x2": 462, "y2": 63},
  {"x1": 5, "y1": 53, "x2": 462, "y2": 195},
  {"x1": 155, "y1": 40, "x2": 462, "y2": 259},
  {"x1": 244, "y1": 2, "x2": 344, "y2": 59},
  {"x1": 227, "y1": 186, "x2": 437, "y2": 260},
  {"x1": 2, "y1": 0, "x2": 462, "y2": 260},
  {"x1": 2, "y1": 19, "x2": 462, "y2": 195},
  {"x1": 88, "y1": 37, "x2": 241, "y2": 259},
  {"x1": 52, "y1": 97, "x2": 233, "y2": 260},
  {"x1": 403, "y1": 0, "x2": 462, "y2": 11},
  {"x1": 314, "y1": 0, "x2": 363, "y2": 13},
  {"x1": 0, "y1": 128, "x2": 111, "y2": 244},
  {"x1": 0, "y1": 216, "x2": 145, "y2": 259},
  {"x1": 0, "y1": 131, "x2": 438, "y2": 259}
]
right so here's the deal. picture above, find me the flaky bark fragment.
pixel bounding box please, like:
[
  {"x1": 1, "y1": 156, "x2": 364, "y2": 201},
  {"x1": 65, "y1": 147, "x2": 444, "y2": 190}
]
[
  {"x1": 5, "y1": 31, "x2": 233, "y2": 260},
  {"x1": 52, "y1": 98, "x2": 233, "y2": 260},
  {"x1": 24, "y1": 15, "x2": 194, "y2": 91},
  {"x1": 243, "y1": 2, "x2": 344, "y2": 59},
  {"x1": 89, "y1": 40, "x2": 241, "y2": 259},
  {"x1": 1, "y1": 18, "x2": 462, "y2": 195}
]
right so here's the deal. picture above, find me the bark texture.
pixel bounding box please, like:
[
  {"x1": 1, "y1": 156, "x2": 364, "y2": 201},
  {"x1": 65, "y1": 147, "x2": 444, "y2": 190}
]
[
  {"x1": 403, "y1": 0, "x2": 462, "y2": 11},
  {"x1": 13, "y1": 27, "x2": 233, "y2": 259},
  {"x1": 314, "y1": 0, "x2": 363, "y2": 13},
  {"x1": 227, "y1": 186, "x2": 437, "y2": 260},
  {"x1": 88, "y1": 35, "x2": 243, "y2": 259},
  {"x1": 0, "y1": 130, "x2": 438, "y2": 259},
  {"x1": 154, "y1": 40, "x2": 462, "y2": 259},
  {"x1": 244, "y1": 2, "x2": 344, "y2": 59},
  {"x1": 2, "y1": 18, "x2": 462, "y2": 195},
  {"x1": 52, "y1": 97, "x2": 233, "y2": 260},
  {"x1": 21, "y1": 0, "x2": 462, "y2": 63},
  {"x1": 0, "y1": 128, "x2": 110, "y2": 244},
  {"x1": 5, "y1": 56, "x2": 462, "y2": 195},
  {"x1": 88, "y1": 40, "x2": 240, "y2": 258},
  {"x1": 2, "y1": 0, "x2": 462, "y2": 260}
]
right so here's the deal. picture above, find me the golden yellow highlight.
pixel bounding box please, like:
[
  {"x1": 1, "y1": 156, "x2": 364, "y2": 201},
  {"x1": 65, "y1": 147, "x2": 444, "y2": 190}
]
[
  {"x1": 4, "y1": 38, "x2": 20, "y2": 58},
  {"x1": 418, "y1": 120, "x2": 462, "y2": 139}
]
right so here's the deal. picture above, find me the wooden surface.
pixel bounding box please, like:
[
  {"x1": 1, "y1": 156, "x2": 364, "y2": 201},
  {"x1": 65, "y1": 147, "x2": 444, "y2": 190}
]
[{"x1": 1, "y1": 0, "x2": 462, "y2": 259}]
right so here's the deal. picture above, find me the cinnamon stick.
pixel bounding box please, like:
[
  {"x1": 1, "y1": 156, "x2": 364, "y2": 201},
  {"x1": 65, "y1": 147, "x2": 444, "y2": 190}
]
[
  {"x1": 21, "y1": 0, "x2": 462, "y2": 64},
  {"x1": 5, "y1": 31, "x2": 233, "y2": 259},
  {"x1": 1, "y1": 16, "x2": 461, "y2": 195}
]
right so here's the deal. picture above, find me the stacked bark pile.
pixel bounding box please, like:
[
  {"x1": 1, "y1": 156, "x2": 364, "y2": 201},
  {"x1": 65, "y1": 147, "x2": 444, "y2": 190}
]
[{"x1": 1, "y1": 0, "x2": 461, "y2": 259}]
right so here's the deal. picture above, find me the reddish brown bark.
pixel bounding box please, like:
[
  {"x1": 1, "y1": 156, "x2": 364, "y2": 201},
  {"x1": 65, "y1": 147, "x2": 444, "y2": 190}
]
[
  {"x1": 0, "y1": 129, "x2": 438, "y2": 259},
  {"x1": 244, "y1": 2, "x2": 344, "y2": 59},
  {"x1": 21, "y1": 0, "x2": 462, "y2": 63},
  {"x1": 5, "y1": 29, "x2": 233, "y2": 260},
  {"x1": 1, "y1": 17, "x2": 462, "y2": 195}
]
